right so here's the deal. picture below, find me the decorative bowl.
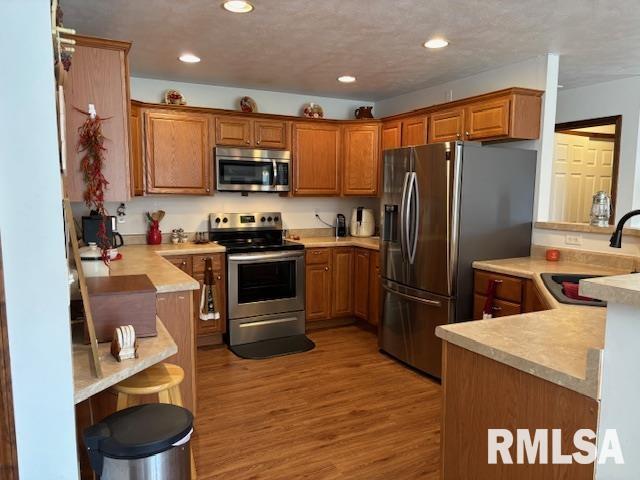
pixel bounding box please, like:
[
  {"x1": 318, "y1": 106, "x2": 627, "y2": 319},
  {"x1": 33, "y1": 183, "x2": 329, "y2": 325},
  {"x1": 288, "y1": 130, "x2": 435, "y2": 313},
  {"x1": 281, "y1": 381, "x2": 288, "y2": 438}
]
[
  {"x1": 164, "y1": 89, "x2": 186, "y2": 105},
  {"x1": 240, "y1": 96, "x2": 257, "y2": 113},
  {"x1": 303, "y1": 102, "x2": 324, "y2": 119}
]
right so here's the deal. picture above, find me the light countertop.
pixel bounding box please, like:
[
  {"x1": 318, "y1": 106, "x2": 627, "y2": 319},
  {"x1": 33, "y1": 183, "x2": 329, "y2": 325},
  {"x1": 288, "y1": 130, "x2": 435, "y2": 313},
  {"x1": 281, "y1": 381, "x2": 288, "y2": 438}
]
[
  {"x1": 581, "y1": 273, "x2": 640, "y2": 308},
  {"x1": 109, "y1": 243, "x2": 226, "y2": 293},
  {"x1": 290, "y1": 236, "x2": 380, "y2": 250},
  {"x1": 436, "y1": 256, "x2": 630, "y2": 399},
  {"x1": 73, "y1": 318, "x2": 177, "y2": 404}
]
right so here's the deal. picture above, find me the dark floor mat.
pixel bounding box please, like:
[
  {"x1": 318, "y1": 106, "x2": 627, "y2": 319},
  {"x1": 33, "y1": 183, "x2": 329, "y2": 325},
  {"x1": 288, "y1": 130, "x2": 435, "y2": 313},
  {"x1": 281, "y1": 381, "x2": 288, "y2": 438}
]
[{"x1": 229, "y1": 335, "x2": 315, "y2": 360}]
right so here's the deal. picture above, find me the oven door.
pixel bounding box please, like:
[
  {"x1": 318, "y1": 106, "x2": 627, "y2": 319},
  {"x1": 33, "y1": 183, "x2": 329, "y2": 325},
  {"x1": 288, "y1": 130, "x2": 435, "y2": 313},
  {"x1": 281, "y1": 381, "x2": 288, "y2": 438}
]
[
  {"x1": 216, "y1": 157, "x2": 290, "y2": 192},
  {"x1": 227, "y1": 250, "x2": 305, "y2": 319}
]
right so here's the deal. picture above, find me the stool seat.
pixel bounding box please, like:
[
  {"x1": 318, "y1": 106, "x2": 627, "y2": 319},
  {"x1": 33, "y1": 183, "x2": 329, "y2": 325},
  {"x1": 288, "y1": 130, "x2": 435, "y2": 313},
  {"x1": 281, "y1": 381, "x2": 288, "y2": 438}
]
[{"x1": 113, "y1": 363, "x2": 184, "y2": 396}]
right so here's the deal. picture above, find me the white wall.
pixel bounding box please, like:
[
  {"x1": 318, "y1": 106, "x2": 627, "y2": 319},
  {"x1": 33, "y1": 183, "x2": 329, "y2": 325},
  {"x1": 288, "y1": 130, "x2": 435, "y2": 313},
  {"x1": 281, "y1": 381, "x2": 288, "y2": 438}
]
[
  {"x1": 131, "y1": 77, "x2": 373, "y2": 120},
  {"x1": 556, "y1": 77, "x2": 640, "y2": 226},
  {"x1": 0, "y1": 1, "x2": 78, "y2": 479},
  {"x1": 74, "y1": 195, "x2": 378, "y2": 235},
  {"x1": 532, "y1": 227, "x2": 640, "y2": 258}
]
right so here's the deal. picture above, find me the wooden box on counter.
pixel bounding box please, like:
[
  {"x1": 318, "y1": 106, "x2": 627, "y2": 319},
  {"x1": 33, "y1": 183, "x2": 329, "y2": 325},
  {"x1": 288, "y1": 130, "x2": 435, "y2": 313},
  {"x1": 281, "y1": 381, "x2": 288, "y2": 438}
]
[{"x1": 85, "y1": 275, "x2": 157, "y2": 342}]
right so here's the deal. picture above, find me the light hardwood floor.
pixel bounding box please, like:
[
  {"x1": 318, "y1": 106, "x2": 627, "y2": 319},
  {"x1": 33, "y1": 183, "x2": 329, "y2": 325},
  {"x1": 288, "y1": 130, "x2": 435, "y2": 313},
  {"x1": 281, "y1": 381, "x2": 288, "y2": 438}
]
[{"x1": 193, "y1": 326, "x2": 442, "y2": 479}]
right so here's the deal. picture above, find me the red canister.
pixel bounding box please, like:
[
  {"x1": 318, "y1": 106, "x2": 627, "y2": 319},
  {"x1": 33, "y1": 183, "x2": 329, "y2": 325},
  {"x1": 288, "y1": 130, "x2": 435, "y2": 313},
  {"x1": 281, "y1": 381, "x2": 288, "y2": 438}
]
[
  {"x1": 545, "y1": 248, "x2": 560, "y2": 262},
  {"x1": 147, "y1": 220, "x2": 162, "y2": 245}
]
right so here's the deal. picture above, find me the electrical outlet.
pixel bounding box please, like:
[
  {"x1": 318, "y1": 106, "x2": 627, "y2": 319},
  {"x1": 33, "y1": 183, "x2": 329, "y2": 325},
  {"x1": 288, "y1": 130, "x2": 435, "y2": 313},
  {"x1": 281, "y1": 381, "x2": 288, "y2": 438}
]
[{"x1": 565, "y1": 234, "x2": 582, "y2": 246}]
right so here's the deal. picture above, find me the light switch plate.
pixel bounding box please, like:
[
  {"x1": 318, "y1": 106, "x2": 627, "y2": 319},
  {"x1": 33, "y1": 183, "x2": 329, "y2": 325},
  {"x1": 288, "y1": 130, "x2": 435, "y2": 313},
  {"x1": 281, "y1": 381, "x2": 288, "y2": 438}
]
[{"x1": 565, "y1": 234, "x2": 582, "y2": 246}]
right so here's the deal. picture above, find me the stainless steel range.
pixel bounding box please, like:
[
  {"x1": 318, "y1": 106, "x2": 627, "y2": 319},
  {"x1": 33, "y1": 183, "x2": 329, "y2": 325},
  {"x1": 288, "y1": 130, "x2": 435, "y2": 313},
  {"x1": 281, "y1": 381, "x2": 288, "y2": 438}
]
[{"x1": 209, "y1": 212, "x2": 305, "y2": 346}]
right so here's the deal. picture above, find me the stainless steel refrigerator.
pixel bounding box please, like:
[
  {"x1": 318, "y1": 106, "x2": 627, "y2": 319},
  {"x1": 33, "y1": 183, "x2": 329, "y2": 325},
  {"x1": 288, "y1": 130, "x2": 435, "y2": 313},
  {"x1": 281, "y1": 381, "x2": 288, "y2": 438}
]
[{"x1": 379, "y1": 142, "x2": 536, "y2": 378}]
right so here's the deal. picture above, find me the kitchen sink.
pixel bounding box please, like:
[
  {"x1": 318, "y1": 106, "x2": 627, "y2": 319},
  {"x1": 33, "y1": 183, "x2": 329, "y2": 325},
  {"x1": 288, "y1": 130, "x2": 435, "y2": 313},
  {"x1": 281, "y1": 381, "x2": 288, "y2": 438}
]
[{"x1": 540, "y1": 273, "x2": 607, "y2": 307}]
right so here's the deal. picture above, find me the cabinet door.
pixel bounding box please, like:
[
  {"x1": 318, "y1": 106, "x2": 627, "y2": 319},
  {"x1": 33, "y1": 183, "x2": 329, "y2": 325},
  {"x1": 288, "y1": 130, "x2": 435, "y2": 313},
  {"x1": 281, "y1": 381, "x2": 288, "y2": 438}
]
[
  {"x1": 64, "y1": 36, "x2": 131, "y2": 202},
  {"x1": 382, "y1": 120, "x2": 402, "y2": 150},
  {"x1": 368, "y1": 251, "x2": 381, "y2": 326},
  {"x1": 306, "y1": 264, "x2": 332, "y2": 321},
  {"x1": 166, "y1": 255, "x2": 192, "y2": 274},
  {"x1": 293, "y1": 122, "x2": 341, "y2": 195},
  {"x1": 429, "y1": 108, "x2": 465, "y2": 143},
  {"x1": 331, "y1": 247, "x2": 354, "y2": 317},
  {"x1": 156, "y1": 291, "x2": 195, "y2": 414},
  {"x1": 343, "y1": 124, "x2": 380, "y2": 196},
  {"x1": 192, "y1": 254, "x2": 227, "y2": 336},
  {"x1": 465, "y1": 97, "x2": 510, "y2": 140},
  {"x1": 215, "y1": 116, "x2": 252, "y2": 146},
  {"x1": 130, "y1": 104, "x2": 144, "y2": 196},
  {"x1": 254, "y1": 120, "x2": 289, "y2": 149},
  {"x1": 353, "y1": 249, "x2": 370, "y2": 319},
  {"x1": 145, "y1": 111, "x2": 212, "y2": 195},
  {"x1": 401, "y1": 116, "x2": 427, "y2": 146}
]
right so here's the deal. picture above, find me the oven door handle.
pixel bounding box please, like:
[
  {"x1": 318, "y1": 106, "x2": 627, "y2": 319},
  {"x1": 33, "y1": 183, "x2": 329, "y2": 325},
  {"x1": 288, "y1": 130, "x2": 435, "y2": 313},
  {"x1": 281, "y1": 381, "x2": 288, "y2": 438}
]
[{"x1": 228, "y1": 251, "x2": 304, "y2": 263}]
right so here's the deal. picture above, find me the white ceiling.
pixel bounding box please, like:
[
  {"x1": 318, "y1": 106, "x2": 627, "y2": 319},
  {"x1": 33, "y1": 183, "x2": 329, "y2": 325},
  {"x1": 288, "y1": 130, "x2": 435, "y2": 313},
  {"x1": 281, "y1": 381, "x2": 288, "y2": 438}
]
[{"x1": 61, "y1": 0, "x2": 640, "y2": 100}]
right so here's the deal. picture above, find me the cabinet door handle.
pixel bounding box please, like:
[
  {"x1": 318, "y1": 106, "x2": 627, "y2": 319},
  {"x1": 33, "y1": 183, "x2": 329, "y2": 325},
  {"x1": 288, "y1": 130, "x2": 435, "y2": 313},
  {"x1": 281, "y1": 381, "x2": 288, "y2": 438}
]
[
  {"x1": 206, "y1": 188, "x2": 210, "y2": 193},
  {"x1": 465, "y1": 131, "x2": 470, "y2": 137},
  {"x1": 456, "y1": 133, "x2": 461, "y2": 139},
  {"x1": 256, "y1": 140, "x2": 261, "y2": 145},
  {"x1": 217, "y1": 275, "x2": 221, "y2": 280},
  {"x1": 245, "y1": 139, "x2": 250, "y2": 144},
  {"x1": 181, "y1": 261, "x2": 186, "y2": 266},
  {"x1": 324, "y1": 266, "x2": 329, "y2": 271}
]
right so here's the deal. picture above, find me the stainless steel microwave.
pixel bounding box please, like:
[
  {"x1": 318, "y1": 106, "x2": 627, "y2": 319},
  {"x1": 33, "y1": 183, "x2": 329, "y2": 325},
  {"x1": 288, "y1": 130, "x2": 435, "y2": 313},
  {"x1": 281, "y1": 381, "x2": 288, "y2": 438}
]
[{"x1": 215, "y1": 147, "x2": 291, "y2": 192}]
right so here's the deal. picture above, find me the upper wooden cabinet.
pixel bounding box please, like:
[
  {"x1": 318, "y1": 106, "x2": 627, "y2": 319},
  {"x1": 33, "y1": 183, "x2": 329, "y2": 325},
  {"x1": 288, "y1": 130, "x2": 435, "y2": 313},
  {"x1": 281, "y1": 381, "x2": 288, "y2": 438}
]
[
  {"x1": 429, "y1": 107, "x2": 465, "y2": 143},
  {"x1": 215, "y1": 116, "x2": 251, "y2": 146},
  {"x1": 129, "y1": 104, "x2": 144, "y2": 196},
  {"x1": 145, "y1": 111, "x2": 212, "y2": 195},
  {"x1": 382, "y1": 120, "x2": 402, "y2": 150},
  {"x1": 293, "y1": 122, "x2": 342, "y2": 196},
  {"x1": 428, "y1": 90, "x2": 541, "y2": 143},
  {"x1": 342, "y1": 123, "x2": 381, "y2": 196},
  {"x1": 215, "y1": 116, "x2": 289, "y2": 149},
  {"x1": 401, "y1": 116, "x2": 428, "y2": 146},
  {"x1": 64, "y1": 35, "x2": 132, "y2": 202}
]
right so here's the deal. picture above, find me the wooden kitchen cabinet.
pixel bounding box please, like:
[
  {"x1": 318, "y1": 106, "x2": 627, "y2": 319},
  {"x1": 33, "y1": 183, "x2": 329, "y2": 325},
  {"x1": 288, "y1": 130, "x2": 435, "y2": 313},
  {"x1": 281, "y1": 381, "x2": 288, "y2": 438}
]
[
  {"x1": 293, "y1": 122, "x2": 342, "y2": 195},
  {"x1": 254, "y1": 120, "x2": 289, "y2": 149},
  {"x1": 428, "y1": 107, "x2": 465, "y2": 143},
  {"x1": 215, "y1": 116, "x2": 252, "y2": 146},
  {"x1": 401, "y1": 115, "x2": 428, "y2": 146},
  {"x1": 473, "y1": 269, "x2": 549, "y2": 319},
  {"x1": 342, "y1": 123, "x2": 381, "y2": 196},
  {"x1": 130, "y1": 104, "x2": 144, "y2": 196},
  {"x1": 305, "y1": 249, "x2": 332, "y2": 321},
  {"x1": 368, "y1": 251, "x2": 381, "y2": 326},
  {"x1": 331, "y1": 247, "x2": 354, "y2": 317},
  {"x1": 191, "y1": 254, "x2": 227, "y2": 339},
  {"x1": 353, "y1": 249, "x2": 371, "y2": 318},
  {"x1": 64, "y1": 35, "x2": 132, "y2": 202},
  {"x1": 382, "y1": 120, "x2": 402, "y2": 150},
  {"x1": 145, "y1": 110, "x2": 212, "y2": 195},
  {"x1": 166, "y1": 255, "x2": 192, "y2": 274},
  {"x1": 465, "y1": 97, "x2": 511, "y2": 140},
  {"x1": 156, "y1": 291, "x2": 196, "y2": 414}
]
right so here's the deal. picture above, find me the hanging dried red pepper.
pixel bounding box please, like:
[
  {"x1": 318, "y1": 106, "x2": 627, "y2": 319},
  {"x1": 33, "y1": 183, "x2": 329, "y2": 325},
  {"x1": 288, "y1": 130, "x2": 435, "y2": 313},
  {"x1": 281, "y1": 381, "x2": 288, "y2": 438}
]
[{"x1": 76, "y1": 107, "x2": 111, "y2": 262}]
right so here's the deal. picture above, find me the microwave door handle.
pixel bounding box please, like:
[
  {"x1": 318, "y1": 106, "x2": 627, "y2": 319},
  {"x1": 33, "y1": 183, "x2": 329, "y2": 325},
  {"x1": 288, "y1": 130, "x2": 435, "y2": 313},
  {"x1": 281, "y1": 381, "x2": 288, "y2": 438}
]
[{"x1": 272, "y1": 160, "x2": 278, "y2": 186}]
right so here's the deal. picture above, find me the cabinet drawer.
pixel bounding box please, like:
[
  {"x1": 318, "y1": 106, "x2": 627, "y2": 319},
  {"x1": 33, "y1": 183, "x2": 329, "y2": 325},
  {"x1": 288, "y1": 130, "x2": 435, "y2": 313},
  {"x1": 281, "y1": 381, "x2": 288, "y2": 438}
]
[
  {"x1": 192, "y1": 253, "x2": 224, "y2": 274},
  {"x1": 305, "y1": 248, "x2": 331, "y2": 265},
  {"x1": 474, "y1": 270, "x2": 523, "y2": 303},
  {"x1": 473, "y1": 294, "x2": 522, "y2": 319},
  {"x1": 166, "y1": 255, "x2": 192, "y2": 274}
]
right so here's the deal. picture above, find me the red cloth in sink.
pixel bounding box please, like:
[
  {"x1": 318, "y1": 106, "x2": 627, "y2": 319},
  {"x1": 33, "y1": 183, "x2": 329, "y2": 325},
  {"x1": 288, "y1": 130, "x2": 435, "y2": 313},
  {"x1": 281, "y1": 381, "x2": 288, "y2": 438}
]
[{"x1": 562, "y1": 281, "x2": 594, "y2": 302}]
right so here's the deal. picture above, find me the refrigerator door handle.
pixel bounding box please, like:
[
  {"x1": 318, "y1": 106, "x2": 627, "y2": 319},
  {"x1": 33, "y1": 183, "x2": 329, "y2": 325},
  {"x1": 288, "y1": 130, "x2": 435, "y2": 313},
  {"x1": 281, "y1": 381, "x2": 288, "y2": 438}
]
[
  {"x1": 399, "y1": 172, "x2": 411, "y2": 262},
  {"x1": 382, "y1": 284, "x2": 442, "y2": 307},
  {"x1": 408, "y1": 172, "x2": 419, "y2": 264}
]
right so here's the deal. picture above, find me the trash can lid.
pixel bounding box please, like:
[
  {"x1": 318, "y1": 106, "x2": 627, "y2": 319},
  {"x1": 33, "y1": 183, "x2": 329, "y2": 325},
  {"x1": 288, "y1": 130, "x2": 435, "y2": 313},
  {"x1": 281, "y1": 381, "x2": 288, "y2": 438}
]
[{"x1": 84, "y1": 403, "x2": 193, "y2": 460}]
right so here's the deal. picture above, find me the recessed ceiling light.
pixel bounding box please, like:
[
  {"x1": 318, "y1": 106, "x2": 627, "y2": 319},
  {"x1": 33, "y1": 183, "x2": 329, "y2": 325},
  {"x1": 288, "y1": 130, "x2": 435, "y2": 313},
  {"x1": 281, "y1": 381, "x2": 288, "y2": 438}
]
[
  {"x1": 179, "y1": 53, "x2": 201, "y2": 63},
  {"x1": 424, "y1": 38, "x2": 449, "y2": 49},
  {"x1": 222, "y1": 0, "x2": 254, "y2": 13},
  {"x1": 338, "y1": 75, "x2": 356, "y2": 83}
]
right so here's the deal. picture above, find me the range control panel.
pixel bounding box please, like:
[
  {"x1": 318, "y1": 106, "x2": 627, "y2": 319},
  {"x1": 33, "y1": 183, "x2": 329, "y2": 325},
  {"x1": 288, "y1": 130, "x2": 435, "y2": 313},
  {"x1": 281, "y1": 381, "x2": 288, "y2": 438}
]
[{"x1": 209, "y1": 212, "x2": 283, "y2": 230}]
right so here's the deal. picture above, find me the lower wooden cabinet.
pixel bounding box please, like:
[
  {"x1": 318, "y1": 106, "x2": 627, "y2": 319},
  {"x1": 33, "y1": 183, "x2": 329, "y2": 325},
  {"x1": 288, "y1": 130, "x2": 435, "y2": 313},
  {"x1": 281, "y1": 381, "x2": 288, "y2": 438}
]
[
  {"x1": 473, "y1": 269, "x2": 548, "y2": 319},
  {"x1": 305, "y1": 247, "x2": 380, "y2": 326},
  {"x1": 191, "y1": 254, "x2": 227, "y2": 339},
  {"x1": 156, "y1": 291, "x2": 196, "y2": 414}
]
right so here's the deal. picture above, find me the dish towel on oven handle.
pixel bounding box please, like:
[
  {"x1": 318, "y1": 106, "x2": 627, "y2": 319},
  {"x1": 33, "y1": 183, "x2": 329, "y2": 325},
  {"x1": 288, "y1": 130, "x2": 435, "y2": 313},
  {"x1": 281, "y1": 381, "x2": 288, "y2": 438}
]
[
  {"x1": 482, "y1": 279, "x2": 500, "y2": 319},
  {"x1": 199, "y1": 257, "x2": 220, "y2": 321}
]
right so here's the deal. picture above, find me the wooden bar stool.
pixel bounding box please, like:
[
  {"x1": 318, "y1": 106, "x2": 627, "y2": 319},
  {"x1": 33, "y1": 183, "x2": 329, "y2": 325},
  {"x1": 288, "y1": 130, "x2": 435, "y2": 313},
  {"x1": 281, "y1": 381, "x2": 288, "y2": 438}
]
[{"x1": 111, "y1": 363, "x2": 196, "y2": 478}]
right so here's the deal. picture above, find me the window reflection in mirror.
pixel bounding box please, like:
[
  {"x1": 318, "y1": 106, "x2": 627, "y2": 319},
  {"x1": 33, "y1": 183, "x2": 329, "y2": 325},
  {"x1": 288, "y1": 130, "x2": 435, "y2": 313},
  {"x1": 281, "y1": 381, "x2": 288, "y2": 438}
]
[{"x1": 550, "y1": 116, "x2": 621, "y2": 225}]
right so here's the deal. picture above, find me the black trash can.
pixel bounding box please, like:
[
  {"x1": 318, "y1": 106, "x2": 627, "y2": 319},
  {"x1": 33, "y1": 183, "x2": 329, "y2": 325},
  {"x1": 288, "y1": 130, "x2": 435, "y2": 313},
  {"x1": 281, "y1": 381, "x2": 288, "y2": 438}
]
[{"x1": 84, "y1": 403, "x2": 193, "y2": 480}]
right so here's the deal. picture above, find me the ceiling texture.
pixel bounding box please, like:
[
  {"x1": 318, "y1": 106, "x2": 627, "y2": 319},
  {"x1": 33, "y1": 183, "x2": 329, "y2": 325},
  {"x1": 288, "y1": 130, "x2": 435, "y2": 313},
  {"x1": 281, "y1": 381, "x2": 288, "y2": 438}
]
[{"x1": 61, "y1": 0, "x2": 640, "y2": 100}]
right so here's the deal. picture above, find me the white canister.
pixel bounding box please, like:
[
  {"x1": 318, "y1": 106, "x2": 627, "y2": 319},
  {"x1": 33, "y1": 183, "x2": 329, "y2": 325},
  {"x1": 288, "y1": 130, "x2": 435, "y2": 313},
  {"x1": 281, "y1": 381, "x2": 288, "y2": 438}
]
[{"x1": 78, "y1": 243, "x2": 110, "y2": 277}]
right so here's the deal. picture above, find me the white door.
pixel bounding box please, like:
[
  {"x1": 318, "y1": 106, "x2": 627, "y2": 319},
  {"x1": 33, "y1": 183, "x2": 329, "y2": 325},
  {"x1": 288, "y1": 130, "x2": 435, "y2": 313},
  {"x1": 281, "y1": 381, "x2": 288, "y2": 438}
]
[{"x1": 550, "y1": 132, "x2": 614, "y2": 223}]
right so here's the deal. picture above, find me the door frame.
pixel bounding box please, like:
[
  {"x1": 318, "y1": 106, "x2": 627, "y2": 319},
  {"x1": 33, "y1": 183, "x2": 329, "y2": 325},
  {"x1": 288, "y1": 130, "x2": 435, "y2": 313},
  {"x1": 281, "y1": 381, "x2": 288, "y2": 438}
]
[
  {"x1": 554, "y1": 115, "x2": 622, "y2": 224},
  {"x1": 0, "y1": 240, "x2": 18, "y2": 479}
]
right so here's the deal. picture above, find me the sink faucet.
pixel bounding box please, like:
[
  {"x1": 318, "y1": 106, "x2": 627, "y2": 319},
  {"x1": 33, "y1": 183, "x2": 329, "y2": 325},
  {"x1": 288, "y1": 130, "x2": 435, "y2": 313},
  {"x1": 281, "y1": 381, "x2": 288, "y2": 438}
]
[{"x1": 609, "y1": 209, "x2": 640, "y2": 248}]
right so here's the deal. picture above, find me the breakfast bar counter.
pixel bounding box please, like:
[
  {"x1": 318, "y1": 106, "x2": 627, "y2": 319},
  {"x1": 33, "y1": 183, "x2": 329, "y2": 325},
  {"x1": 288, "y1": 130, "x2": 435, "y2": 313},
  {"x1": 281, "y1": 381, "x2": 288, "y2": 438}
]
[{"x1": 290, "y1": 236, "x2": 380, "y2": 250}]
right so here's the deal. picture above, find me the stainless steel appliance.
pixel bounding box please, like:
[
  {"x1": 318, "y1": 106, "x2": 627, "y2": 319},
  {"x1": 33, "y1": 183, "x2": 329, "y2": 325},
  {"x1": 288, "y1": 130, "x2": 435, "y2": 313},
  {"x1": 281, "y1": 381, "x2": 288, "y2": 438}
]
[
  {"x1": 215, "y1": 147, "x2": 291, "y2": 192},
  {"x1": 209, "y1": 212, "x2": 305, "y2": 345},
  {"x1": 379, "y1": 142, "x2": 536, "y2": 377},
  {"x1": 82, "y1": 215, "x2": 124, "y2": 248}
]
